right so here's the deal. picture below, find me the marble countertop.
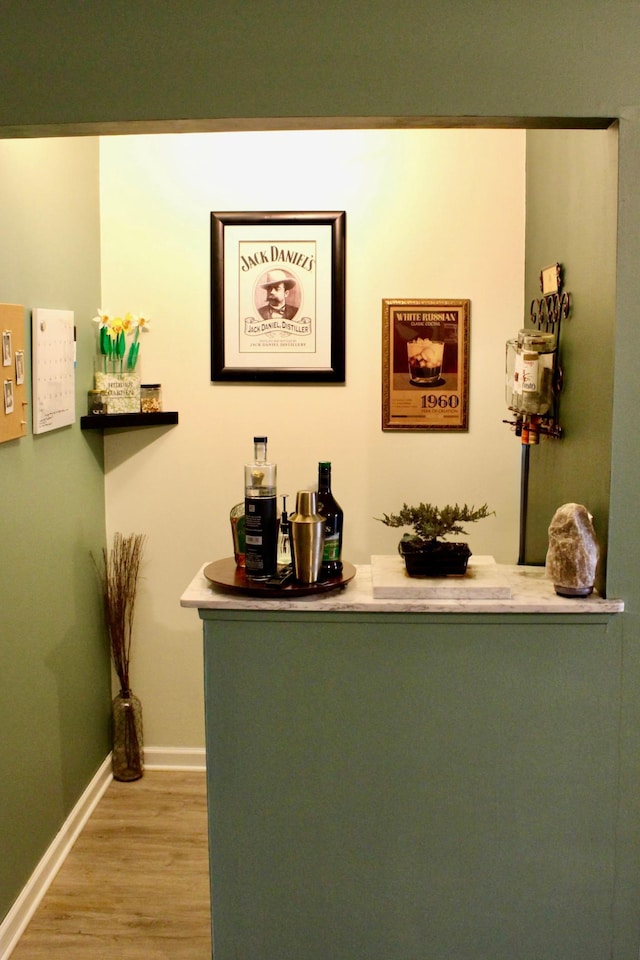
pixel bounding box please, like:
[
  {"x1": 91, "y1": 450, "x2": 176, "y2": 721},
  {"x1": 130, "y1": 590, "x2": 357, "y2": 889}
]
[{"x1": 180, "y1": 558, "x2": 624, "y2": 615}]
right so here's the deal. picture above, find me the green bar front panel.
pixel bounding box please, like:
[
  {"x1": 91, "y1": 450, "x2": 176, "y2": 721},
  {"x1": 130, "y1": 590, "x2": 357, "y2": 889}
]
[{"x1": 200, "y1": 609, "x2": 626, "y2": 960}]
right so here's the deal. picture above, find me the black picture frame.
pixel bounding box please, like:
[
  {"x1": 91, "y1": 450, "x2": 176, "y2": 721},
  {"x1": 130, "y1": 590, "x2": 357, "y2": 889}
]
[{"x1": 211, "y1": 210, "x2": 346, "y2": 382}]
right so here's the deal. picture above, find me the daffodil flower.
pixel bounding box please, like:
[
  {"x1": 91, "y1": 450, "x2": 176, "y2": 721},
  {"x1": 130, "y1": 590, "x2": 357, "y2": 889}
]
[
  {"x1": 127, "y1": 314, "x2": 151, "y2": 371},
  {"x1": 93, "y1": 308, "x2": 153, "y2": 374},
  {"x1": 122, "y1": 312, "x2": 138, "y2": 334},
  {"x1": 92, "y1": 308, "x2": 110, "y2": 328},
  {"x1": 93, "y1": 310, "x2": 116, "y2": 370}
]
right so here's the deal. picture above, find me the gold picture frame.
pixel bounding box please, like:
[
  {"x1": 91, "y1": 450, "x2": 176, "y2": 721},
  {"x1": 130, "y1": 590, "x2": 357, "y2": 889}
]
[{"x1": 382, "y1": 298, "x2": 470, "y2": 431}]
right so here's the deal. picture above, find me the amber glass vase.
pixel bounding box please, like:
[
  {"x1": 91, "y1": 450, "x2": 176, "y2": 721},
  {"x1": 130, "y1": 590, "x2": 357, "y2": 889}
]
[{"x1": 112, "y1": 690, "x2": 144, "y2": 781}]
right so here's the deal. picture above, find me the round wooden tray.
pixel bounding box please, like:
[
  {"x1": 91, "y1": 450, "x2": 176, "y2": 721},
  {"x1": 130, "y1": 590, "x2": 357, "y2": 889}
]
[{"x1": 203, "y1": 557, "x2": 356, "y2": 598}]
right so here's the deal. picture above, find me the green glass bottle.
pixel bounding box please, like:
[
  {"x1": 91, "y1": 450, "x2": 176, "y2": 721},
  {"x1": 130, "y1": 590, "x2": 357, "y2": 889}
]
[{"x1": 316, "y1": 461, "x2": 343, "y2": 580}]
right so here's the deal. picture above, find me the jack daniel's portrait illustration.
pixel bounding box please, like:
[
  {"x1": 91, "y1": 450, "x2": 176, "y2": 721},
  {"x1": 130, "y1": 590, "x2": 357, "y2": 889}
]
[
  {"x1": 256, "y1": 269, "x2": 300, "y2": 321},
  {"x1": 240, "y1": 246, "x2": 315, "y2": 353}
]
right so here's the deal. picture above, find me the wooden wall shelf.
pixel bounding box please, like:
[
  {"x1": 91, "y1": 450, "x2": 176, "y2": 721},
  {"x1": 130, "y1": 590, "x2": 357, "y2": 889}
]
[{"x1": 80, "y1": 412, "x2": 179, "y2": 430}]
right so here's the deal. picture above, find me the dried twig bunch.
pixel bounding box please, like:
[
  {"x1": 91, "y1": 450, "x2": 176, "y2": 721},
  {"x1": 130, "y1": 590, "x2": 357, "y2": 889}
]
[{"x1": 98, "y1": 532, "x2": 146, "y2": 695}]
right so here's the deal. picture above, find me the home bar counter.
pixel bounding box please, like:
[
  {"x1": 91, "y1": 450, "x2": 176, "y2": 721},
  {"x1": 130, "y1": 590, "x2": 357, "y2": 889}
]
[{"x1": 182, "y1": 560, "x2": 624, "y2": 960}]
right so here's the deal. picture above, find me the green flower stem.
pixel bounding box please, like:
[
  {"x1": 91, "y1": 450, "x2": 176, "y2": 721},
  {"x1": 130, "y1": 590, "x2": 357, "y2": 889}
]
[
  {"x1": 127, "y1": 328, "x2": 140, "y2": 371},
  {"x1": 127, "y1": 340, "x2": 140, "y2": 371},
  {"x1": 116, "y1": 331, "x2": 126, "y2": 373},
  {"x1": 99, "y1": 326, "x2": 112, "y2": 373}
]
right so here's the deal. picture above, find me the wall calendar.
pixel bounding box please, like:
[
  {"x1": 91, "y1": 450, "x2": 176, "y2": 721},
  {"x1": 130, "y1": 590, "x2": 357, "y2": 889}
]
[{"x1": 32, "y1": 307, "x2": 76, "y2": 434}]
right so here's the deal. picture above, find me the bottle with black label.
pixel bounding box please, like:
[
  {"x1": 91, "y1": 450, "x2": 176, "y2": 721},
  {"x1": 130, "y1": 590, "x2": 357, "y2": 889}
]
[
  {"x1": 316, "y1": 461, "x2": 343, "y2": 580},
  {"x1": 244, "y1": 436, "x2": 277, "y2": 580}
]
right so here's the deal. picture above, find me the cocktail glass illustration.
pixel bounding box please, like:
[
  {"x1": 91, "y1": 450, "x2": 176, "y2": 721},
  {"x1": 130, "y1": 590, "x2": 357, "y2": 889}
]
[{"x1": 407, "y1": 338, "x2": 445, "y2": 385}]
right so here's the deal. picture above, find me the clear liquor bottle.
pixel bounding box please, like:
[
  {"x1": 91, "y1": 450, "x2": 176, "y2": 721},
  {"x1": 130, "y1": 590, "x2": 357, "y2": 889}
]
[
  {"x1": 244, "y1": 436, "x2": 277, "y2": 580},
  {"x1": 316, "y1": 461, "x2": 343, "y2": 580}
]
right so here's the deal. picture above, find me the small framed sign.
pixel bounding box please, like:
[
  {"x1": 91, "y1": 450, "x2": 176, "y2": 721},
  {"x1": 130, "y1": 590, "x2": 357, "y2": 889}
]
[
  {"x1": 382, "y1": 298, "x2": 470, "y2": 431},
  {"x1": 540, "y1": 262, "x2": 562, "y2": 296},
  {"x1": 211, "y1": 211, "x2": 346, "y2": 382}
]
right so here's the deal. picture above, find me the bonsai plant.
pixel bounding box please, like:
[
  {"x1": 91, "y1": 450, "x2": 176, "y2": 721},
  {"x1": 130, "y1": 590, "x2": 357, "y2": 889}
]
[{"x1": 375, "y1": 502, "x2": 494, "y2": 576}]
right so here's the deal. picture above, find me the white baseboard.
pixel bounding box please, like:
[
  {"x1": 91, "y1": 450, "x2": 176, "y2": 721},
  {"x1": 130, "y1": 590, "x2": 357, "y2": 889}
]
[
  {"x1": 144, "y1": 746, "x2": 206, "y2": 771},
  {"x1": 0, "y1": 754, "x2": 113, "y2": 960}
]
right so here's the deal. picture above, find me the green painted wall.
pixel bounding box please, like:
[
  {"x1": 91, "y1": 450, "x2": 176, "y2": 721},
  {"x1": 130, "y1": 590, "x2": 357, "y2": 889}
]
[
  {"x1": 1, "y1": 3, "x2": 640, "y2": 957},
  {"x1": 0, "y1": 138, "x2": 109, "y2": 922},
  {"x1": 523, "y1": 127, "x2": 618, "y2": 594},
  {"x1": 0, "y1": 2, "x2": 638, "y2": 127}
]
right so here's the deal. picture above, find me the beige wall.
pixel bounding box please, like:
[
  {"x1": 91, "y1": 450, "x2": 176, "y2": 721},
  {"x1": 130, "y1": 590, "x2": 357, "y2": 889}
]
[{"x1": 99, "y1": 128, "x2": 525, "y2": 748}]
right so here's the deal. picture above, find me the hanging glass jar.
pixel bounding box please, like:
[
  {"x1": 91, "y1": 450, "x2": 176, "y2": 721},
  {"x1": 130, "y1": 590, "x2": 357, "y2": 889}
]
[
  {"x1": 507, "y1": 329, "x2": 556, "y2": 416},
  {"x1": 111, "y1": 690, "x2": 144, "y2": 781}
]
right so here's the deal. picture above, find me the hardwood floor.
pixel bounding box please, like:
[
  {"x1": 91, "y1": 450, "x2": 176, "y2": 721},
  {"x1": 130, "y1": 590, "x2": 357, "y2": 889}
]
[{"x1": 11, "y1": 771, "x2": 212, "y2": 960}]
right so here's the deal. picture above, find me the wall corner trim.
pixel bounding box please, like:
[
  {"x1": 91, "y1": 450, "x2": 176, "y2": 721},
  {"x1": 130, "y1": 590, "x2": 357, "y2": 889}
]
[{"x1": 0, "y1": 755, "x2": 112, "y2": 960}]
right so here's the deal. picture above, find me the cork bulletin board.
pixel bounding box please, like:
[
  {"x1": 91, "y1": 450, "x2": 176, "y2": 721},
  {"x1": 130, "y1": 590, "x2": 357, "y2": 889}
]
[{"x1": 0, "y1": 302, "x2": 27, "y2": 444}]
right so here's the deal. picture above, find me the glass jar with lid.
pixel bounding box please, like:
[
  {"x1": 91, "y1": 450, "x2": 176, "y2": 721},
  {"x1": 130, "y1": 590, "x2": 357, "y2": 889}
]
[
  {"x1": 140, "y1": 384, "x2": 162, "y2": 413},
  {"x1": 87, "y1": 389, "x2": 107, "y2": 416},
  {"x1": 511, "y1": 329, "x2": 556, "y2": 415}
]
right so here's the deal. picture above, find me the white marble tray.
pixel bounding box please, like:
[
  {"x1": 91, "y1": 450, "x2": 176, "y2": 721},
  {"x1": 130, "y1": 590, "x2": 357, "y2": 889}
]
[{"x1": 371, "y1": 554, "x2": 512, "y2": 599}]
